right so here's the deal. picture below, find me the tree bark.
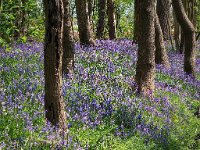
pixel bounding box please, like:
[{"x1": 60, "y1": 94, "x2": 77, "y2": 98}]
[
  {"x1": 96, "y1": 0, "x2": 106, "y2": 38},
  {"x1": 174, "y1": 12, "x2": 181, "y2": 51},
  {"x1": 43, "y1": 0, "x2": 66, "y2": 129},
  {"x1": 75, "y1": 0, "x2": 95, "y2": 45},
  {"x1": 135, "y1": 0, "x2": 156, "y2": 96},
  {"x1": 63, "y1": 0, "x2": 75, "y2": 74},
  {"x1": 156, "y1": 0, "x2": 171, "y2": 40},
  {"x1": 172, "y1": 0, "x2": 196, "y2": 76},
  {"x1": 179, "y1": 30, "x2": 185, "y2": 54},
  {"x1": 107, "y1": 0, "x2": 116, "y2": 39},
  {"x1": 155, "y1": 13, "x2": 170, "y2": 68}
]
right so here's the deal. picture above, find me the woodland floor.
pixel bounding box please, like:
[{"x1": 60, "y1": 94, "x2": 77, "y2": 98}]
[{"x1": 0, "y1": 40, "x2": 200, "y2": 149}]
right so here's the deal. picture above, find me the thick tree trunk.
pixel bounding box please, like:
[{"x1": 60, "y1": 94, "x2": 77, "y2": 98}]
[
  {"x1": 96, "y1": 0, "x2": 106, "y2": 38},
  {"x1": 156, "y1": 0, "x2": 171, "y2": 40},
  {"x1": 43, "y1": 0, "x2": 66, "y2": 129},
  {"x1": 107, "y1": 0, "x2": 116, "y2": 39},
  {"x1": 135, "y1": 0, "x2": 156, "y2": 95},
  {"x1": 75, "y1": 0, "x2": 95, "y2": 45},
  {"x1": 172, "y1": 0, "x2": 196, "y2": 76},
  {"x1": 63, "y1": 0, "x2": 75, "y2": 74},
  {"x1": 155, "y1": 13, "x2": 170, "y2": 68}
]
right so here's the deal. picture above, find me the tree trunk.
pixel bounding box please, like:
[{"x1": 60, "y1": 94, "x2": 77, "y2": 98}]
[
  {"x1": 156, "y1": 0, "x2": 171, "y2": 40},
  {"x1": 75, "y1": 0, "x2": 95, "y2": 45},
  {"x1": 96, "y1": 0, "x2": 106, "y2": 38},
  {"x1": 179, "y1": 30, "x2": 185, "y2": 54},
  {"x1": 63, "y1": 0, "x2": 75, "y2": 74},
  {"x1": 107, "y1": 0, "x2": 116, "y2": 39},
  {"x1": 43, "y1": 0, "x2": 66, "y2": 129},
  {"x1": 174, "y1": 12, "x2": 180, "y2": 51},
  {"x1": 135, "y1": 0, "x2": 156, "y2": 96},
  {"x1": 172, "y1": 0, "x2": 196, "y2": 76},
  {"x1": 155, "y1": 13, "x2": 170, "y2": 68}
]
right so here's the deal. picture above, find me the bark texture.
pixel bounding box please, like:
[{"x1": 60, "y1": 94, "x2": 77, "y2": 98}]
[
  {"x1": 135, "y1": 0, "x2": 156, "y2": 95},
  {"x1": 63, "y1": 0, "x2": 75, "y2": 74},
  {"x1": 44, "y1": 0, "x2": 66, "y2": 129},
  {"x1": 75, "y1": 0, "x2": 95, "y2": 45},
  {"x1": 96, "y1": 0, "x2": 106, "y2": 38},
  {"x1": 174, "y1": 13, "x2": 181, "y2": 51},
  {"x1": 172, "y1": 0, "x2": 196, "y2": 76},
  {"x1": 155, "y1": 13, "x2": 170, "y2": 68},
  {"x1": 107, "y1": 0, "x2": 116, "y2": 39},
  {"x1": 156, "y1": 0, "x2": 171, "y2": 40}
]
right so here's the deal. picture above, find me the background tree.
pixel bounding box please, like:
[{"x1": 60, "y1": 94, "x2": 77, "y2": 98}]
[
  {"x1": 43, "y1": 0, "x2": 66, "y2": 129},
  {"x1": 107, "y1": 0, "x2": 116, "y2": 39},
  {"x1": 135, "y1": 0, "x2": 156, "y2": 95},
  {"x1": 172, "y1": 0, "x2": 196, "y2": 76},
  {"x1": 96, "y1": 0, "x2": 106, "y2": 38},
  {"x1": 0, "y1": 0, "x2": 44, "y2": 46},
  {"x1": 156, "y1": 0, "x2": 171, "y2": 40},
  {"x1": 75, "y1": 0, "x2": 95, "y2": 45},
  {"x1": 63, "y1": 0, "x2": 75, "y2": 74},
  {"x1": 155, "y1": 13, "x2": 170, "y2": 68}
]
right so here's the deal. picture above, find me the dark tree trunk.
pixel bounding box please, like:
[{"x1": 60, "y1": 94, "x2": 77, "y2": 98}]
[
  {"x1": 172, "y1": 0, "x2": 196, "y2": 76},
  {"x1": 107, "y1": 0, "x2": 116, "y2": 39},
  {"x1": 63, "y1": 0, "x2": 75, "y2": 74},
  {"x1": 135, "y1": 0, "x2": 156, "y2": 96},
  {"x1": 96, "y1": 0, "x2": 106, "y2": 38},
  {"x1": 174, "y1": 13, "x2": 180, "y2": 51},
  {"x1": 75, "y1": 0, "x2": 95, "y2": 45},
  {"x1": 179, "y1": 30, "x2": 184, "y2": 54},
  {"x1": 43, "y1": 0, "x2": 66, "y2": 129},
  {"x1": 156, "y1": 0, "x2": 171, "y2": 40},
  {"x1": 155, "y1": 13, "x2": 170, "y2": 68}
]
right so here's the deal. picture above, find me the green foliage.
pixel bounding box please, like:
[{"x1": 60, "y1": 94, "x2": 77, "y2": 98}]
[{"x1": 0, "y1": 0, "x2": 44, "y2": 46}]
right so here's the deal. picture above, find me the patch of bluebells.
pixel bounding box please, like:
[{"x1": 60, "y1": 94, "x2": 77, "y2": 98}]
[{"x1": 0, "y1": 40, "x2": 199, "y2": 148}]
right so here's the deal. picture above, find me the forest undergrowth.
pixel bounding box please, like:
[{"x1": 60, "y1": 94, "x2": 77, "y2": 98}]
[{"x1": 0, "y1": 40, "x2": 200, "y2": 149}]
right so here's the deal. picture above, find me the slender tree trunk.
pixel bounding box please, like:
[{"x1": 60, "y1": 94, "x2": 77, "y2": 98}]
[
  {"x1": 63, "y1": 0, "x2": 75, "y2": 74},
  {"x1": 96, "y1": 0, "x2": 106, "y2": 38},
  {"x1": 88, "y1": 0, "x2": 94, "y2": 32},
  {"x1": 116, "y1": 6, "x2": 122, "y2": 33},
  {"x1": 179, "y1": 30, "x2": 184, "y2": 54},
  {"x1": 172, "y1": 0, "x2": 196, "y2": 76},
  {"x1": 107, "y1": 0, "x2": 116, "y2": 39},
  {"x1": 135, "y1": 0, "x2": 156, "y2": 96},
  {"x1": 155, "y1": 13, "x2": 170, "y2": 68},
  {"x1": 88, "y1": 0, "x2": 93, "y2": 20},
  {"x1": 75, "y1": 0, "x2": 95, "y2": 45},
  {"x1": 174, "y1": 12, "x2": 180, "y2": 51},
  {"x1": 43, "y1": 0, "x2": 66, "y2": 129},
  {"x1": 156, "y1": 0, "x2": 171, "y2": 40}
]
